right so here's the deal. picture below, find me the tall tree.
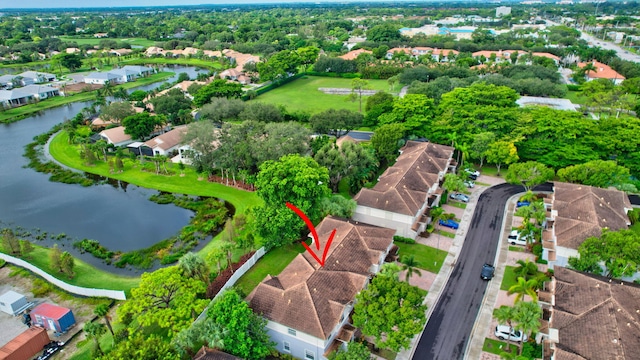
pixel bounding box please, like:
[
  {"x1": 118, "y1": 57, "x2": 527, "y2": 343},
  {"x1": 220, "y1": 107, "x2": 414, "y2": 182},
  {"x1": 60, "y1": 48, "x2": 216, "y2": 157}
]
[
  {"x1": 508, "y1": 277, "x2": 539, "y2": 303},
  {"x1": 1, "y1": 229, "x2": 20, "y2": 255},
  {"x1": 100, "y1": 101, "x2": 135, "y2": 125},
  {"x1": 570, "y1": 229, "x2": 640, "y2": 279},
  {"x1": 486, "y1": 140, "x2": 519, "y2": 176},
  {"x1": 505, "y1": 161, "x2": 554, "y2": 192},
  {"x1": 557, "y1": 160, "x2": 631, "y2": 188},
  {"x1": 494, "y1": 305, "x2": 517, "y2": 352},
  {"x1": 19, "y1": 240, "x2": 34, "y2": 259},
  {"x1": 207, "y1": 290, "x2": 274, "y2": 359},
  {"x1": 84, "y1": 322, "x2": 106, "y2": 356},
  {"x1": 178, "y1": 252, "x2": 209, "y2": 283},
  {"x1": 513, "y1": 301, "x2": 542, "y2": 355},
  {"x1": 60, "y1": 251, "x2": 75, "y2": 278},
  {"x1": 193, "y1": 79, "x2": 243, "y2": 107},
  {"x1": 353, "y1": 274, "x2": 426, "y2": 352},
  {"x1": 94, "y1": 304, "x2": 114, "y2": 336},
  {"x1": 122, "y1": 113, "x2": 164, "y2": 141},
  {"x1": 349, "y1": 78, "x2": 369, "y2": 113},
  {"x1": 172, "y1": 317, "x2": 227, "y2": 357},
  {"x1": 50, "y1": 244, "x2": 63, "y2": 273},
  {"x1": 370, "y1": 123, "x2": 405, "y2": 165},
  {"x1": 314, "y1": 141, "x2": 377, "y2": 193},
  {"x1": 309, "y1": 109, "x2": 363, "y2": 137}
]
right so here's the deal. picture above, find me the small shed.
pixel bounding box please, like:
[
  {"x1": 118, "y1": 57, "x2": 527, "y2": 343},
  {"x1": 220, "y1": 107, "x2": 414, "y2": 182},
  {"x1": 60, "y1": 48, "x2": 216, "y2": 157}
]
[
  {"x1": 0, "y1": 291, "x2": 29, "y2": 316},
  {"x1": 30, "y1": 303, "x2": 75, "y2": 333},
  {"x1": 0, "y1": 327, "x2": 50, "y2": 360}
]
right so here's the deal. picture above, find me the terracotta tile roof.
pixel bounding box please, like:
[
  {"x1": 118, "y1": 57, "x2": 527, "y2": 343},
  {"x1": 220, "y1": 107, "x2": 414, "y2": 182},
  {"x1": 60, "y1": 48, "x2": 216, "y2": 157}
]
[
  {"x1": 532, "y1": 52, "x2": 560, "y2": 61},
  {"x1": 247, "y1": 216, "x2": 395, "y2": 339},
  {"x1": 553, "y1": 182, "x2": 631, "y2": 249},
  {"x1": 472, "y1": 50, "x2": 524, "y2": 59},
  {"x1": 193, "y1": 346, "x2": 241, "y2": 360},
  {"x1": 578, "y1": 60, "x2": 625, "y2": 81},
  {"x1": 551, "y1": 267, "x2": 640, "y2": 360},
  {"x1": 431, "y1": 48, "x2": 459, "y2": 56},
  {"x1": 354, "y1": 141, "x2": 454, "y2": 216},
  {"x1": 387, "y1": 47, "x2": 413, "y2": 55},
  {"x1": 339, "y1": 49, "x2": 372, "y2": 60}
]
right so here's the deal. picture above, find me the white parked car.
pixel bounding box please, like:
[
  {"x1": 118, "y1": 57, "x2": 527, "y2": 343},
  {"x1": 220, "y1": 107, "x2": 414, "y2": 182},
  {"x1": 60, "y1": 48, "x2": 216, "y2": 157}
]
[
  {"x1": 507, "y1": 230, "x2": 533, "y2": 246},
  {"x1": 495, "y1": 325, "x2": 528, "y2": 342}
]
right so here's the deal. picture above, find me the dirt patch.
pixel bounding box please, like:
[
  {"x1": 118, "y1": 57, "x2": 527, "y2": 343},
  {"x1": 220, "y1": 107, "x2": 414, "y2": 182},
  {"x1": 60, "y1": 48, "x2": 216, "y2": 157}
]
[
  {"x1": 0, "y1": 265, "x2": 111, "y2": 358},
  {"x1": 208, "y1": 174, "x2": 254, "y2": 191},
  {"x1": 63, "y1": 82, "x2": 102, "y2": 94},
  {"x1": 206, "y1": 251, "x2": 256, "y2": 299}
]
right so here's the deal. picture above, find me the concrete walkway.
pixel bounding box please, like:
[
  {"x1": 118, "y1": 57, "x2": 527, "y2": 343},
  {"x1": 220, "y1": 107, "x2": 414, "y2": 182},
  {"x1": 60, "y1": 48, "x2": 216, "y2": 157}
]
[{"x1": 396, "y1": 175, "x2": 506, "y2": 360}]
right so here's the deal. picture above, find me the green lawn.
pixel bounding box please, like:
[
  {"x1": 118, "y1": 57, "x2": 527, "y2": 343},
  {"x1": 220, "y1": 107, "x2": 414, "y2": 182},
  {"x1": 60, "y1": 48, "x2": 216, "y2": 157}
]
[
  {"x1": 395, "y1": 242, "x2": 447, "y2": 273},
  {"x1": 120, "y1": 57, "x2": 224, "y2": 71},
  {"x1": 1, "y1": 244, "x2": 139, "y2": 293},
  {"x1": 234, "y1": 243, "x2": 306, "y2": 296},
  {"x1": 564, "y1": 90, "x2": 587, "y2": 105},
  {"x1": 436, "y1": 230, "x2": 456, "y2": 239},
  {"x1": 500, "y1": 265, "x2": 518, "y2": 291},
  {"x1": 59, "y1": 36, "x2": 156, "y2": 47},
  {"x1": 509, "y1": 245, "x2": 525, "y2": 252},
  {"x1": 253, "y1": 76, "x2": 393, "y2": 115},
  {"x1": 448, "y1": 201, "x2": 467, "y2": 210},
  {"x1": 482, "y1": 338, "x2": 519, "y2": 356}
]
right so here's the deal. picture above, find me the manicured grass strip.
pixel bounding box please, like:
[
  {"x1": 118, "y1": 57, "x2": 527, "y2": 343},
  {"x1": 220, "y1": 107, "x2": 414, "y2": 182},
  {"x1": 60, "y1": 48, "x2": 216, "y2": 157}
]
[
  {"x1": 59, "y1": 36, "x2": 156, "y2": 47},
  {"x1": 509, "y1": 245, "x2": 525, "y2": 252},
  {"x1": 121, "y1": 57, "x2": 224, "y2": 70},
  {"x1": 482, "y1": 338, "x2": 519, "y2": 356},
  {"x1": 1, "y1": 244, "x2": 139, "y2": 293},
  {"x1": 448, "y1": 201, "x2": 467, "y2": 209},
  {"x1": 436, "y1": 230, "x2": 456, "y2": 239},
  {"x1": 475, "y1": 181, "x2": 491, "y2": 186},
  {"x1": 253, "y1": 75, "x2": 392, "y2": 115},
  {"x1": 500, "y1": 265, "x2": 518, "y2": 291},
  {"x1": 234, "y1": 243, "x2": 306, "y2": 296},
  {"x1": 395, "y1": 242, "x2": 447, "y2": 273},
  {"x1": 49, "y1": 131, "x2": 261, "y2": 216}
]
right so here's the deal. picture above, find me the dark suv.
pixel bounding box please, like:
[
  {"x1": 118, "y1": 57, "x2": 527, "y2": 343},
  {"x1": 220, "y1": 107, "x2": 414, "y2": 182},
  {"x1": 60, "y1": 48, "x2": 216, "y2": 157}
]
[{"x1": 481, "y1": 264, "x2": 495, "y2": 280}]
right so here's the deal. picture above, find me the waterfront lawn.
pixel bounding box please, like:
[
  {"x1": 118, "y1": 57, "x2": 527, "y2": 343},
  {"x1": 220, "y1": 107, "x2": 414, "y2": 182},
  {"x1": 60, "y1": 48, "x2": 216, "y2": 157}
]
[
  {"x1": 0, "y1": 72, "x2": 173, "y2": 124},
  {"x1": 395, "y1": 242, "x2": 447, "y2": 273},
  {"x1": 0, "y1": 243, "x2": 139, "y2": 293},
  {"x1": 50, "y1": 131, "x2": 260, "y2": 216},
  {"x1": 234, "y1": 242, "x2": 306, "y2": 296},
  {"x1": 254, "y1": 76, "x2": 392, "y2": 115}
]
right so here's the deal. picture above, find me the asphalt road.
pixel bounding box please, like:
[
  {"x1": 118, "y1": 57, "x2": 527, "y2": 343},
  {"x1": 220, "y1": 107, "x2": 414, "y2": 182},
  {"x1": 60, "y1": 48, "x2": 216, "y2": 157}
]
[
  {"x1": 579, "y1": 31, "x2": 640, "y2": 63},
  {"x1": 413, "y1": 183, "x2": 522, "y2": 360}
]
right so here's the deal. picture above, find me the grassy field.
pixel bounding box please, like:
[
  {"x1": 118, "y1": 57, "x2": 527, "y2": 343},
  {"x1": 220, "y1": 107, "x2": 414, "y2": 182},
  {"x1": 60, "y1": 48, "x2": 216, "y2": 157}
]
[
  {"x1": 564, "y1": 90, "x2": 587, "y2": 105},
  {"x1": 59, "y1": 36, "x2": 156, "y2": 47},
  {"x1": 1, "y1": 243, "x2": 139, "y2": 293},
  {"x1": 234, "y1": 242, "x2": 306, "y2": 295},
  {"x1": 395, "y1": 242, "x2": 447, "y2": 273},
  {"x1": 500, "y1": 265, "x2": 518, "y2": 291},
  {"x1": 253, "y1": 76, "x2": 396, "y2": 115}
]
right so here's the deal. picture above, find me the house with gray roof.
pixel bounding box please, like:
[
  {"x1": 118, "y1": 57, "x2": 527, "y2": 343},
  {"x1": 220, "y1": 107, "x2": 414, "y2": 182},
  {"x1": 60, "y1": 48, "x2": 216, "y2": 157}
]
[
  {"x1": 352, "y1": 140, "x2": 456, "y2": 238},
  {"x1": 18, "y1": 71, "x2": 56, "y2": 84},
  {"x1": 84, "y1": 72, "x2": 120, "y2": 85},
  {"x1": 108, "y1": 68, "x2": 138, "y2": 83},
  {"x1": 247, "y1": 216, "x2": 396, "y2": 360},
  {"x1": 0, "y1": 85, "x2": 60, "y2": 107},
  {"x1": 121, "y1": 65, "x2": 153, "y2": 77},
  {"x1": 542, "y1": 182, "x2": 632, "y2": 269}
]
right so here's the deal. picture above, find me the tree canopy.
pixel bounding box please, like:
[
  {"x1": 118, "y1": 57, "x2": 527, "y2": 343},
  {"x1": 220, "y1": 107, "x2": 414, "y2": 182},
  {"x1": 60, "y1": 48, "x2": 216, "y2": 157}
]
[
  {"x1": 122, "y1": 112, "x2": 164, "y2": 140},
  {"x1": 505, "y1": 161, "x2": 555, "y2": 192},
  {"x1": 569, "y1": 229, "x2": 640, "y2": 279},
  {"x1": 193, "y1": 79, "x2": 243, "y2": 107}
]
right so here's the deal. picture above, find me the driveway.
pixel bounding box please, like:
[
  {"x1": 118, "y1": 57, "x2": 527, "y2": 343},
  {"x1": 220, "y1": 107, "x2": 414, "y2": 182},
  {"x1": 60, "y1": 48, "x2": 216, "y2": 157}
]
[{"x1": 413, "y1": 183, "x2": 522, "y2": 359}]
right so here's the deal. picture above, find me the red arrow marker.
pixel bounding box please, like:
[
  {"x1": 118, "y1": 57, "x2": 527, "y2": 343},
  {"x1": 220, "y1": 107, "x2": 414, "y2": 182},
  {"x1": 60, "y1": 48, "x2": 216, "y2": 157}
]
[{"x1": 286, "y1": 202, "x2": 336, "y2": 267}]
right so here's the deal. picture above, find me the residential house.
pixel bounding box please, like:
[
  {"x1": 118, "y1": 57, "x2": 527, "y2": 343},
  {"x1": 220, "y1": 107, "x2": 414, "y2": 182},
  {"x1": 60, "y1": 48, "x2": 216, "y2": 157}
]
[
  {"x1": 142, "y1": 126, "x2": 188, "y2": 156},
  {"x1": 338, "y1": 48, "x2": 372, "y2": 60},
  {"x1": 247, "y1": 216, "x2": 396, "y2": 360},
  {"x1": 385, "y1": 47, "x2": 413, "y2": 60},
  {"x1": 430, "y1": 48, "x2": 460, "y2": 62},
  {"x1": 542, "y1": 182, "x2": 632, "y2": 269},
  {"x1": 540, "y1": 267, "x2": 640, "y2": 359},
  {"x1": 84, "y1": 72, "x2": 120, "y2": 85},
  {"x1": 145, "y1": 46, "x2": 165, "y2": 56},
  {"x1": 108, "y1": 68, "x2": 138, "y2": 83},
  {"x1": 99, "y1": 126, "x2": 133, "y2": 147},
  {"x1": 192, "y1": 347, "x2": 241, "y2": 360},
  {"x1": 109, "y1": 48, "x2": 133, "y2": 57},
  {"x1": 472, "y1": 50, "x2": 525, "y2": 63},
  {"x1": 18, "y1": 71, "x2": 56, "y2": 84},
  {"x1": 578, "y1": 60, "x2": 625, "y2": 85},
  {"x1": 532, "y1": 52, "x2": 561, "y2": 65},
  {"x1": 65, "y1": 47, "x2": 81, "y2": 54},
  {"x1": 94, "y1": 32, "x2": 108, "y2": 38},
  {"x1": 353, "y1": 141, "x2": 456, "y2": 238},
  {"x1": 411, "y1": 47, "x2": 433, "y2": 57},
  {"x1": 0, "y1": 75, "x2": 16, "y2": 89},
  {"x1": 0, "y1": 85, "x2": 60, "y2": 108},
  {"x1": 121, "y1": 65, "x2": 153, "y2": 77}
]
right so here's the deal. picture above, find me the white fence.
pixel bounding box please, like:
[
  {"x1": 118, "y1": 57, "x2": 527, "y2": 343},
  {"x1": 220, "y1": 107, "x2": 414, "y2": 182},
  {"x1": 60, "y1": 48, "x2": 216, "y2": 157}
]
[
  {"x1": 0, "y1": 253, "x2": 127, "y2": 300},
  {"x1": 196, "y1": 246, "x2": 266, "y2": 321}
]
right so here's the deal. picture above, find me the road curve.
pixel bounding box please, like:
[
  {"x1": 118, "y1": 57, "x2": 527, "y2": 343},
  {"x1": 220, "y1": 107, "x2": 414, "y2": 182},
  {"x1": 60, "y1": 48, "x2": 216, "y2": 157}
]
[{"x1": 413, "y1": 183, "x2": 522, "y2": 360}]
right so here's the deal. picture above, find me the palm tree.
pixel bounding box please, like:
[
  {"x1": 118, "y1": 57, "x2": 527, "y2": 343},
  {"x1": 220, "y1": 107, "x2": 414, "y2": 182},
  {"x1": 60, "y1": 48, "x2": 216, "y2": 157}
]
[
  {"x1": 513, "y1": 259, "x2": 538, "y2": 280},
  {"x1": 94, "y1": 304, "x2": 114, "y2": 336},
  {"x1": 508, "y1": 277, "x2": 539, "y2": 303},
  {"x1": 513, "y1": 301, "x2": 542, "y2": 355},
  {"x1": 179, "y1": 252, "x2": 209, "y2": 283},
  {"x1": 494, "y1": 305, "x2": 516, "y2": 352},
  {"x1": 84, "y1": 321, "x2": 106, "y2": 356},
  {"x1": 400, "y1": 255, "x2": 423, "y2": 282}
]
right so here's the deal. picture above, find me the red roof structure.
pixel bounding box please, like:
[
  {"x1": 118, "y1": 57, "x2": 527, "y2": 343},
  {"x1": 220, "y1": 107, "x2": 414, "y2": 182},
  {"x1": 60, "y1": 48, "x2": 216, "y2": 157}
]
[{"x1": 30, "y1": 303, "x2": 68, "y2": 319}]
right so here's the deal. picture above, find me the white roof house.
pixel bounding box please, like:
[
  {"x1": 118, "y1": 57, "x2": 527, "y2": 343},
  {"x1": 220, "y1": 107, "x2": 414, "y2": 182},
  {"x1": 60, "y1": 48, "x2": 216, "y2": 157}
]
[
  {"x1": 18, "y1": 71, "x2": 57, "y2": 83},
  {"x1": 108, "y1": 69, "x2": 138, "y2": 83},
  {"x1": 121, "y1": 65, "x2": 153, "y2": 77},
  {"x1": 143, "y1": 126, "x2": 187, "y2": 156},
  {"x1": 0, "y1": 85, "x2": 60, "y2": 107},
  {"x1": 99, "y1": 126, "x2": 133, "y2": 147},
  {"x1": 84, "y1": 72, "x2": 120, "y2": 85},
  {"x1": 0, "y1": 290, "x2": 30, "y2": 316}
]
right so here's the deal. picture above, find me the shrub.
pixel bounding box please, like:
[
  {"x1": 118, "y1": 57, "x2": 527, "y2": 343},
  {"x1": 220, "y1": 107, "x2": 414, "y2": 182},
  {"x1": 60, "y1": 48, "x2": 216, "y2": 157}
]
[
  {"x1": 0, "y1": 259, "x2": 5, "y2": 268},
  {"x1": 566, "y1": 84, "x2": 581, "y2": 91},
  {"x1": 393, "y1": 235, "x2": 416, "y2": 244},
  {"x1": 32, "y1": 278, "x2": 54, "y2": 297},
  {"x1": 532, "y1": 243, "x2": 543, "y2": 258}
]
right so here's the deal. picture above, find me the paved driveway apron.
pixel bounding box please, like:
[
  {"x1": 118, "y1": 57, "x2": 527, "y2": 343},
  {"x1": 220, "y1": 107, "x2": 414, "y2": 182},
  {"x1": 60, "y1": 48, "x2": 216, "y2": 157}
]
[{"x1": 413, "y1": 183, "x2": 521, "y2": 360}]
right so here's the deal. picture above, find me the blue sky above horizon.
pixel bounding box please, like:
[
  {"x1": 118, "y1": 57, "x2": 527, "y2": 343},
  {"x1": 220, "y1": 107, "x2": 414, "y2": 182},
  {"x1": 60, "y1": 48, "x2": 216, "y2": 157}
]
[{"x1": 2, "y1": 0, "x2": 403, "y2": 10}]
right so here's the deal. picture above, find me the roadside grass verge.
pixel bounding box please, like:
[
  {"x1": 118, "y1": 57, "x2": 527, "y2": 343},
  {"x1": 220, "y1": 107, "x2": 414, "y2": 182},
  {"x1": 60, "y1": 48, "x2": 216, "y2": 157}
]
[
  {"x1": 234, "y1": 243, "x2": 306, "y2": 296},
  {"x1": 448, "y1": 201, "x2": 467, "y2": 210},
  {"x1": 482, "y1": 338, "x2": 519, "y2": 355},
  {"x1": 500, "y1": 265, "x2": 518, "y2": 291},
  {"x1": 436, "y1": 230, "x2": 456, "y2": 239},
  {"x1": 395, "y1": 242, "x2": 447, "y2": 273},
  {"x1": 509, "y1": 245, "x2": 526, "y2": 252},
  {"x1": 253, "y1": 75, "x2": 391, "y2": 114},
  {"x1": 1, "y1": 243, "x2": 139, "y2": 293}
]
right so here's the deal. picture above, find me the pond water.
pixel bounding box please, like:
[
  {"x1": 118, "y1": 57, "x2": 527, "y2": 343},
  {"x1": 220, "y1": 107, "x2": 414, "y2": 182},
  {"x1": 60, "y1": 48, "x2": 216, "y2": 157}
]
[{"x1": 0, "y1": 66, "x2": 212, "y2": 274}]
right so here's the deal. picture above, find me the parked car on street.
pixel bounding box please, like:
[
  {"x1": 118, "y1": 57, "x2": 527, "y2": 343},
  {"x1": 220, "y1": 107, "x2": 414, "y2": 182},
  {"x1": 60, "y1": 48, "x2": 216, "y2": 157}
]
[
  {"x1": 464, "y1": 180, "x2": 475, "y2": 188},
  {"x1": 495, "y1": 325, "x2": 528, "y2": 342},
  {"x1": 439, "y1": 218, "x2": 459, "y2": 230},
  {"x1": 450, "y1": 193, "x2": 470, "y2": 203},
  {"x1": 481, "y1": 264, "x2": 495, "y2": 280}
]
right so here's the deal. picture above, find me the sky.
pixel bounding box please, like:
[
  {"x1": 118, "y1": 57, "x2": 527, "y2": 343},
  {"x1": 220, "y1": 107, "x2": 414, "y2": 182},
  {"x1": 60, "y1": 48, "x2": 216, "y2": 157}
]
[{"x1": 1, "y1": 0, "x2": 395, "y2": 9}]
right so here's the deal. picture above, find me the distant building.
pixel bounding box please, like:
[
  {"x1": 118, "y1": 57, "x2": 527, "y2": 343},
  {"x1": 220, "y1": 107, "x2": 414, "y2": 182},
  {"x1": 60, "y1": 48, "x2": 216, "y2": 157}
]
[
  {"x1": 0, "y1": 291, "x2": 29, "y2": 316},
  {"x1": 578, "y1": 60, "x2": 626, "y2": 85},
  {"x1": 30, "y1": 303, "x2": 76, "y2": 333},
  {"x1": 496, "y1": 6, "x2": 512, "y2": 17},
  {"x1": 93, "y1": 32, "x2": 108, "y2": 38}
]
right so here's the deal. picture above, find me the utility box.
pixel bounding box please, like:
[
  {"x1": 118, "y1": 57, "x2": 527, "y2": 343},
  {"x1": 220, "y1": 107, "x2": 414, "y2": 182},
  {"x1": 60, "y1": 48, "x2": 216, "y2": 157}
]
[
  {"x1": 0, "y1": 291, "x2": 29, "y2": 316},
  {"x1": 30, "y1": 303, "x2": 75, "y2": 333}
]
